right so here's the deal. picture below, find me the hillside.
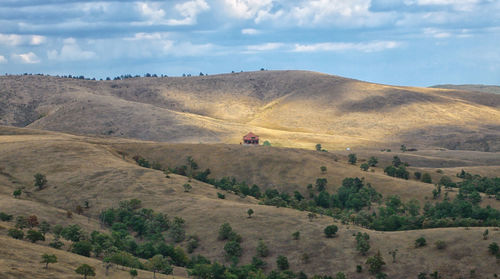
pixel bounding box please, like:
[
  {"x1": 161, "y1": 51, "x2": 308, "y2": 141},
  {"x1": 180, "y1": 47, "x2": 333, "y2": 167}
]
[
  {"x1": 431, "y1": 84, "x2": 500, "y2": 95},
  {"x1": 1, "y1": 126, "x2": 500, "y2": 279},
  {"x1": 2, "y1": 71, "x2": 500, "y2": 151}
]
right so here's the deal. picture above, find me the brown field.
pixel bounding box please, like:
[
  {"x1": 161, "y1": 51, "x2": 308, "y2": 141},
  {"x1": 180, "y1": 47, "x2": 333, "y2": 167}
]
[{"x1": 1, "y1": 126, "x2": 500, "y2": 278}]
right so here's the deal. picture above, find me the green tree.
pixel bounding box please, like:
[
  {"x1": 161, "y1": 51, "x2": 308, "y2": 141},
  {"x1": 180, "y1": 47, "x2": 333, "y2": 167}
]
[
  {"x1": 34, "y1": 173, "x2": 47, "y2": 190},
  {"x1": 263, "y1": 140, "x2": 271, "y2": 146},
  {"x1": 324, "y1": 225, "x2": 338, "y2": 238},
  {"x1": 366, "y1": 250, "x2": 385, "y2": 274},
  {"x1": 292, "y1": 231, "x2": 300, "y2": 240},
  {"x1": 320, "y1": 166, "x2": 327, "y2": 174},
  {"x1": 315, "y1": 144, "x2": 322, "y2": 151},
  {"x1": 26, "y1": 230, "x2": 45, "y2": 243},
  {"x1": 224, "y1": 241, "x2": 242, "y2": 258},
  {"x1": 400, "y1": 144, "x2": 407, "y2": 152},
  {"x1": 415, "y1": 237, "x2": 427, "y2": 248},
  {"x1": 421, "y1": 173, "x2": 432, "y2": 184},
  {"x1": 392, "y1": 156, "x2": 402, "y2": 167},
  {"x1": 488, "y1": 242, "x2": 499, "y2": 255},
  {"x1": 183, "y1": 183, "x2": 192, "y2": 192},
  {"x1": 8, "y1": 228, "x2": 24, "y2": 239},
  {"x1": 348, "y1": 154, "x2": 357, "y2": 165},
  {"x1": 276, "y1": 255, "x2": 289, "y2": 270},
  {"x1": 61, "y1": 224, "x2": 84, "y2": 242},
  {"x1": 315, "y1": 178, "x2": 328, "y2": 192},
  {"x1": 130, "y1": 269, "x2": 138, "y2": 278},
  {"x1": 368, "y1": 156, "x2": 378, "y2": 167},
  {"x1": 335, "y1": 272, "x2": 346, "y2": 279},
  {"x1": 39, "y1": 221, "x2": 51, "y2": 236},
  {"x1": 75, "y1": 264, "x2": 96, "y2": 279},
  {"x1": 257, "y1": 240, "x2": 269, "y2": 257},
  {"x1": 73, "y1": 240, "x2": 93, "y2": 257},
  {"x1": 13, "y1": 189, "x2": 22, "y2": 198},
  {"x1": 247, "y1": 208, "x2": 254, "y2": 218},
  {"x1": 483, "y1": 229, "x2": 489, "y2": 240},
  {"x1": 356, "y1": 232, "x2": 370, "y2": 255},
  {"x1": 218, "y1": 223, "x2": 233, "y2": 240},
  {"x1": 360, "y1": 163, "x2": 369, "y2": 171},
  {"x1": 40, "y1": 254, "x2": 57, "y2": 269},
  {"x1": 146, "y1": 255, "x2": 172, "y2": 278}
]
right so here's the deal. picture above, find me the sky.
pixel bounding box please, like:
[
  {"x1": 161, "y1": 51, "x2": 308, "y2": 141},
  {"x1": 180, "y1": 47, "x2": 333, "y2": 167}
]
[{"x1": 0, "y1": 0, "x2": 499, "y2": 86}]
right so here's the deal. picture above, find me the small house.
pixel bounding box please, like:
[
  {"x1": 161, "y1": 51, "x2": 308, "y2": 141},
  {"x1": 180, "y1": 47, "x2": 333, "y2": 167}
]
[{"x1": 243, "y1": 132, "x2": 259, "y2": 145}]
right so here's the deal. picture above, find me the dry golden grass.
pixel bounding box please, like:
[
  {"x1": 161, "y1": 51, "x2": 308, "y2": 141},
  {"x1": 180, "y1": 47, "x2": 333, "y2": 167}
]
[
  {"x1": 1, "y1": 70, "x2": 500, "y2": 151},
  {"x1": 1, "y1": 126, "x2": 500, "y2": 278}
]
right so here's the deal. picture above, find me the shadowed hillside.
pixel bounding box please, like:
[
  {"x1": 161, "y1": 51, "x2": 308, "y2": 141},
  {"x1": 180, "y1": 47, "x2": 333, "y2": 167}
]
[{"x1": 2, "y1": 71, "x2": 500, "y2": 151}]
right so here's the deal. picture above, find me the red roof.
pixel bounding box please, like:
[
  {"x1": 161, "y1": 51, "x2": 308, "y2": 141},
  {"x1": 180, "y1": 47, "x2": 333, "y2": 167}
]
[{"x1": 243, "y1": 132, "x2": 259, "y2": 140}]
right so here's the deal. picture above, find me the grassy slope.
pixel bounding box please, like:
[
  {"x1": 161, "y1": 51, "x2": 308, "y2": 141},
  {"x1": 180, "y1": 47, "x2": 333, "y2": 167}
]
[
  {"x1": 431, "y1": 84, "x2": 500, "y2": 95},
  {"x1": 1, "y1": 71, "x2": 500, "y2": 151},
  {"x1": 1, "y1": 126, "x2": 500, "y2": 278}
]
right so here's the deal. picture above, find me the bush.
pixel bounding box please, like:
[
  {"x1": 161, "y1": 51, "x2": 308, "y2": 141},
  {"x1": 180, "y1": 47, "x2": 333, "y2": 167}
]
[
  {"x1": 276, "y1": 255, "x2": 289, "y2": 270},
  {"x1": 0, "y1": 212, "x2": 13, "y2": 221},
  {"x1": 13, "y1": 189, "x2": 22, "y2": 198},
  {"x1": 324, "y1": 225, "x2": 338, "y2": 238},
  {"x1": 348, "y1": 154, "x2": 357, "y2": 165},
  {"x1": 292, "y1": 231, "x2": 300, "y2": 240},
  {"x1": 218, "y1": 223, "x2": 233, "y2": 240},
  {"x1": 356, "y1": 232, "x2": 370, "y2": 255},
  {"x1": 217, "y1": 192, "x2": 225, "y2": 199},
  {"x1": 26, "y1": 230, "x2": 45, "y2": 243},
  {"x1": 72, "y1": 240, "x2": 93, "y2": 257},
  {"x1": 421, "y1": 173, "x2": 432, "y2": 184},
  {"x1": 40, "y1": 254, "x2": 57, "y2": 269},
  {"x1": 49, "y1": 239, "x2": 64, "y2": 249},
  {"x1": 414, "y1": 172, "x2": 422, "y2": 180},
  {"x1": 224, "y1": 241, "x2": 242, "y2": 258},
  {"x1": 8, "y1": 228, "x2": 24, "y2": 239},
  {"x1": 61, "y1": 224, "x2": 84, "y2": 242},
  {"x1": 187, "y1": 235, "x2": 200, "y2": 253},
  {"x1": 435, "y1": 240, "x2": 446, "y2": 250},
  {"x1": 415, "y1": 237, "x2": 427, "y2": 248},
  {"x1": 368, "y1": 156, "x2": 378, "y2": 167},
  {"x1": 257, "y1": 240, "x2": 269, "y2": 257},
  {"x1": 360, "y1": 163, "x2": 369, "y2": 171},
  {"x1": 489, "y1": 242, "x2": 499, "y2": 255},
  {"x1": 366, "y1": 251, "x2": 385, "y2": 274},
  {"x1": 34, "y1": 173, "x2": 47, "y2": 190}
]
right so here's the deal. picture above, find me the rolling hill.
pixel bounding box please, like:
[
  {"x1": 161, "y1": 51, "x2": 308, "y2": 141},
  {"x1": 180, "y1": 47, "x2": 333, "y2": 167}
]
[
  {"x1": 431, "y1": 84, "x2": 500, "y2": 95},
  {"x1": 2, "y1": 70, "x2": 500, "y2": 151},
  {"x1": 1, "y1": 126, "x2": 500, "y2": 279}
]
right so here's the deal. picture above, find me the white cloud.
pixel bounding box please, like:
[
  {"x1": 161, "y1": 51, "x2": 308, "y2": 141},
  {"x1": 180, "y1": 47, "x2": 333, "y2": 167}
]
[
  {"x1": 12, "y1": 52, "x2": 40, "y2": 64},
  {"x1": 167, "y1": 0, "x2": 210, "y2": 25},
  {"x1": 0, "y1": 34, "x2": 46, "y2": 46},
  {"x1": 293, "y1": 41, "x2": 401, "y2": 52},
  {"x1": 415, "y1": 0, "x2": 480, "y2": 11},
  {"x1": 0, "y1": 55, "x2": 7, "y2": 64},
  {"x1": 423, "y1": 28, "x2": 451, "y2": 38},
  {"x1": 245, "y1": 42, "x2": 284, "y2": 52},
  {"x1": 241, "y1": 28, "x2": 260, "y2": 35},
  {"x1": 137, "y1": 2, "x2": 166, "y2": 25},
  {"x1": 223, "y1": 0, "x2": 274, "y2": 19},
  {"x1": 47, "y1": 38, "x2": 96, "y2": 61}
]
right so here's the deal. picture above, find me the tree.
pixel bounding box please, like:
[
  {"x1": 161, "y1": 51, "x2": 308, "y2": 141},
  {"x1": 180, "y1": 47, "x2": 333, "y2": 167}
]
[
  {"x1": 292, "y1": 231, "x2": 300, "y2": 240},
  {"x1": 324, "y1": 225, "x2": 338, "y2": 238},
  {"x1": 320, "y1": 166, "x2": 327, "y2": 174},
  {"x1": 40, "y1": 254, "x2": 57, "y2": 269},
  {"x1": 388, "y1": 248, "x2": 398, "y2": 262},
  {"x1": 315, "y1": 178, "x2": 327, "y2": 192},
  {"x1": 130, "y1": 269, "x2": 138, "y2": 278},
  {"x1": 488, "y1": 242, "x2": 499, "y2": 255},
  {"x1": 256, "y1": 240, "x2": 269, "y2": 257},
  {"x1": 356, "y1": 232, "x2": 370, "y2": 255},
  {"x1": 34, "y1": 173, "x2": 47, "y2": 190},
  {"x1": 415, "y1": 237, "x2": 427, "y2": 248},
  {"x1": 368, "y1": 156, "x2": 378, "y2": 167},
  {"x1": 146, "y1": 255, "x2": 172, "y2": 278},
  {"x1": 218, "y1": 223, "x2": 233, "y2": 240},
  {"x1": 39, "y1": 221, "x2": 50, "y2": 236},
  {"x1": 360, "y1": 163, "x2": 369, "y2": 171},
  {"x1": 13, "y1": 189, "x2": 22, "y2": 198},
  {"x1": 28, "y1": 215, "x2": 39, "y2": 228},
  {"x1": 335, "y1": 272, "x2": 346, "y2": 279},
  {"x1": 392, "y1": 156, "x2": 402, "y2": 167},
  {"x1": 247, "y1": 209, "x2": 254, "y2": 218},
  {"x1": 483, "y1": 229, "x2": 489, "y2": 240},
  {"x1": 366, "y1": 250, "x2": 385, "y2": 274},
  {"x1": 263, "y1": 140, "x2": 271, "y2": 146},
  {"x1": 400, "y1": 144, "x2": 407, "y2": 152},
  {"x1": 26, "y1": 230, "x2": 45, "y2": 243},
  {"x1": 348, "y1": 154, "x2": 357, "y2": 165},
  {"x1": 276, "y1": 255, "x2": 289, "y2": 270},
  {"x1": 75, "y1": 264, "x2": 96, "y2": 279},
  {"x1": 183, "y1": 183, "x2": 192, "y2": 192},
  {"x1": 73, "y1": 241, "x2": 93, "y2": 257},
  {"x1": 421, "y1": 173, "x2": 432, "y2": 184},
  {"x1": 315, "y1": 144, "x2": 322, "y2": 151},
  {"x1": 8, "y1": 228, "x2": 24, "y2": 239},
  {"x1": 224, "y1": 241, "x2": 242, "y2": 258},
  {"x1": 414, "y1": 172, "x2": 422, "y2": 180}
]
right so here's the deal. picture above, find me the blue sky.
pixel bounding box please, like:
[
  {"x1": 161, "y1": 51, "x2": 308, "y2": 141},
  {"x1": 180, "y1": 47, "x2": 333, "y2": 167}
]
[{"x1": 0, "y1": 0, "x2": 499, "y2": 86}]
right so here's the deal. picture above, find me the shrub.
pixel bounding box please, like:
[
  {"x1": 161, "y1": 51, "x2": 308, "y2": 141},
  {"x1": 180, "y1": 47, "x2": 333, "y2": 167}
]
[
  {"x1": 489, "y1": 242, "x2": 499, "y2": 255},
  {"x1": 218, "y1": 223, "x2": 233, "y2": 240},
  {"x1": 320, "y1": 166, "x2": 327, "y2": 174},
  {"x1": 366, "y1": 250, "x2": 385, "y2": 274},
  {"x1": 26, "y1": 230, "x2": 45, "y2": 243},
  {"x1": 257, "y1": 240, "x2": 269, "y2": 257},
  {"x1": 247, "y1": 209, "x2": 254, "y2": 218},
  {"x1": 0, "y1": 212, "x2": 13, "y2": 221},
  {"x1": 224, "y1": 241, "x2": 242, "y2": 258},
  {"x1": 276, "y1": 255, "x2": 289, "y2": 270},
  {"x1": 72, "y1": 240, "x2": 93, "y2": 257},
  {"x1": 183, "y1": 183, "x2": 192, "y2": 192},
  {"x1": 360, "y1": 163, "x2": 369, "y2": 171},
  {"x1": 217, "y1": 192, "x2": 225, "y2": 199},
  {"x1": 421, "y1": 173, "x2": 432, "y2": 184},
  {"x1": 187, "y1": 235, "x2": 200, "y2": 253},
  {"x1": 356, "y1": 265, "x2": 363, "y2": 273},
  {"x1": 13, "y1": 189, "x2": 22, "y2": 198},
  {"x1": 292, "y1": 231, "x2": 300, "y2": 240},
  {"x1": 34, "y1": 173, "x2": 47, "y2": 190},
  {"x1": 356, "y1": 232, "x2": 370, "y2": 255},
  {"x1": 61, "y1": 224, "x2": 84, "y2": 242},
  {"x1": 348, "y1": 154, "x2": 357, "y2": 165},
  {"x1": 8, "y1": 228, "x2": 24, "y2": 239},
  {"x1": 415, "y1": 237, "x2": 427, "y2": 248},
  {"x1": 49, "y1": 239, "x2": 64, "y2": 249},
  {"x1": 130, "y1": 269, "x2": 138, "y2": 278},
  {"x1": 368, "y1": 156, "x2": 378, "y2": 167},
  {"x1": 146, "y1": 255, "x2": 173, "y2": 276},
  {"x1": 324, "y1": 225, "x2": 338, "y2": 238},
  {"x1": 435, "y1": 240, "x2": 446, "y2": 250},
  {"x1": 414, "y1": 172, "x2": 422, "y2": 180}
]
